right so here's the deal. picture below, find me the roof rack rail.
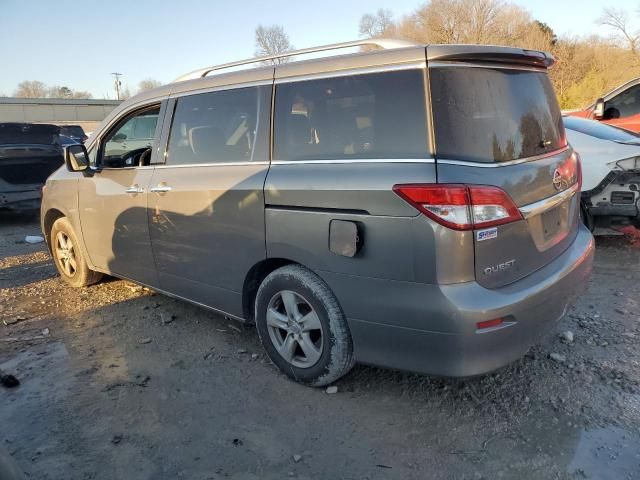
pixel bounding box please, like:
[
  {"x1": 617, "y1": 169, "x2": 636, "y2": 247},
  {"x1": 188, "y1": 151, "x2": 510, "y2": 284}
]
[{"x1": 173, "y1": 38, "x2": 418, "y2": 82}]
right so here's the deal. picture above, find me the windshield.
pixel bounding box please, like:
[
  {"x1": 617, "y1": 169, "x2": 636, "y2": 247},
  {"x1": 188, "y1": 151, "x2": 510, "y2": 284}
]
[
  {"x1": 563, "y1": 116, "x2": 640, "y2": 143},
  {"x1": 60, "y1": 126, "x2": 85, "y2": 137},
  {"x1": 429, "y1": 67, "x2": 566, "y2": 163}
]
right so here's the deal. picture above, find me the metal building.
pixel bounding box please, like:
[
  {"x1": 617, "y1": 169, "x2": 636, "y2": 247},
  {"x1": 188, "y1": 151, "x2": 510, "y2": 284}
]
[{"x1": 0, "y1": 97, "x2": 121, "y2": 133}]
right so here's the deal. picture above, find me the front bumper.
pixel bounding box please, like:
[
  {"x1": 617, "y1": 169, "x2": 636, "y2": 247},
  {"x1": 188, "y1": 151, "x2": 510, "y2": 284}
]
[{"x1": 321, "y1": 224, "x2": 595, "y2": 377}]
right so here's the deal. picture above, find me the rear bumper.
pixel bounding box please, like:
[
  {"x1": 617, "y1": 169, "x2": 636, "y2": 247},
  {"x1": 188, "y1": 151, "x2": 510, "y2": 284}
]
[{"x1": 321, "y1": 224, "x2": 595, "y2": 377}]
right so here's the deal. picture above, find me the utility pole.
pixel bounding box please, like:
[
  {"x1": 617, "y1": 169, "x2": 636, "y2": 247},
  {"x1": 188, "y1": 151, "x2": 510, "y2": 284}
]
[{"x1": 111, "y1": 72, "x2": 122, "y2": 100}]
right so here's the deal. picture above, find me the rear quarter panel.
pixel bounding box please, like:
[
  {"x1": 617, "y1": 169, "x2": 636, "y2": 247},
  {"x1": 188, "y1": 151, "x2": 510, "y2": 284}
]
[{"x1": 264, "y1": 162, "x2": 475, "y2": 285}]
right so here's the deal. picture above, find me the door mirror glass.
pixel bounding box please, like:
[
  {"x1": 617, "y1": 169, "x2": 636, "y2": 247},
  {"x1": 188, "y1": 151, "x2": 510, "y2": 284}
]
[
  {"x1": 593, "y1": 98, "x2": 605, "y2": 119},
  {"x1": 112, "y1": 133, "x2": 127, "y2": 142},
  {"x1": 65, "y1": 144, "x2": 90, "y2": 172}
]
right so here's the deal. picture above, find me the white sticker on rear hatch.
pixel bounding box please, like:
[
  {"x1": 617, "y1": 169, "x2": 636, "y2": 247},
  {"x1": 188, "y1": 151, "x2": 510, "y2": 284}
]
[{"x1": 476, "y1": 228, "x2": 498, "y2": 242}]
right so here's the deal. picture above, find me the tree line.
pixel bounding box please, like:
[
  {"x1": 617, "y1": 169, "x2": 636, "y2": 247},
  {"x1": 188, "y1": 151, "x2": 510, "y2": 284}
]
[
  {"x1": 8, "y1": 78, "x2": 163, "y2": 101},
  {"x1": 256, "y1": 1, "x2": 640, "y2": 110},
  {"x1": 360, "y1": 2, "x2": 640, "y2": 110}
]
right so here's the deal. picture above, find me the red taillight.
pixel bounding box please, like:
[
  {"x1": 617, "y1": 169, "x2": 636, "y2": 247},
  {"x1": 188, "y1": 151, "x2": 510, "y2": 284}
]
[
  {"x1": 574, "y1": 152, "x2": 583, "y2": 190},
  {"x1": 393, "y1": 184, "x2": 522, "y2": 231}
]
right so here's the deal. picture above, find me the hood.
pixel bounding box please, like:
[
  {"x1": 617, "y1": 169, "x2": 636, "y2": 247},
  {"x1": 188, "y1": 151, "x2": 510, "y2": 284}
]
[{"x1": 566, "y1": 128, "x2": 640, "y2": 191}]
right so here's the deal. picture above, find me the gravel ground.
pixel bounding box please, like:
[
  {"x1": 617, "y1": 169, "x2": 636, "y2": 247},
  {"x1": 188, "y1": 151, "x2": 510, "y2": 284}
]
[{"x1": 1, "y1": 212, "x2": 639, "y2": 480}]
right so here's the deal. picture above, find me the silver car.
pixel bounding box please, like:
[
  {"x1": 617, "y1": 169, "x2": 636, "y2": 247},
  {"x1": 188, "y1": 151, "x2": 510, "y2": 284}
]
[{"x1": 41, "y1": 39, "x2": 594, "y2": 386}]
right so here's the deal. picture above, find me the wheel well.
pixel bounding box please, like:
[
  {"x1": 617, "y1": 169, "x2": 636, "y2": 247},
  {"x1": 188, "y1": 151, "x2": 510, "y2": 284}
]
[
  {"x1": 43, "y1": 209, "x2": 65, "y2": 252},
  {"x1": 242, "y1": 258, "x2": 295, "y2": 323}
]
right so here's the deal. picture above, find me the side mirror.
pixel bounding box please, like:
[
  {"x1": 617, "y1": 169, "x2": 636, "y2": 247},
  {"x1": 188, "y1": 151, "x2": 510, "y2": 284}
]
[
  {"x1": 112, "y1": 133, "x2": 127, "y2": 142},
  {"x1": 593, "y1": 98, "x2": 605, "y2": 119},
  {"x1": 64, "y1": 144, "x2": 90, "y2": 172}
]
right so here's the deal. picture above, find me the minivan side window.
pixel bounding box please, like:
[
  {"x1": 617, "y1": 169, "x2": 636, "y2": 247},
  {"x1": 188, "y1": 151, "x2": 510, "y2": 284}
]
[
  {"x1": 166, "y1": 85, "x2": 270, "y2": 165},
  {"x1": 273, "y1": 70, "x2": 429, "y2": 161},
  {"x1": 100, "y1": 106, "x2": 160, "y2": 168}
]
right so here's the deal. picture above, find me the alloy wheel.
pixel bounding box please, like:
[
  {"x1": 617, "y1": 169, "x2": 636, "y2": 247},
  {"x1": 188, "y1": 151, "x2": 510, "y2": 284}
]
[
  {"x1": 55, "y1": 231, "x2": 77, "y2": 278},
  {"x1": 266, "y1": 290, "x2": 324, "y2": 368}
]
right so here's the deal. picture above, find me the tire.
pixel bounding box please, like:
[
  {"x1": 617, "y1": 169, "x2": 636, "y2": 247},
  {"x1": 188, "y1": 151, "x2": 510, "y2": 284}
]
[
  {"x1": 50, "y1": 217, "x2": 102, "y2": 288},
  {"x1": 255, "y1": 265, "x2": 355, "y2": 386}
]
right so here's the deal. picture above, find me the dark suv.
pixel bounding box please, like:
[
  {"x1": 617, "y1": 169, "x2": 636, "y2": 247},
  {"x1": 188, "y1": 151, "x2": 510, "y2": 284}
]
[
  {"x1": 1, "y1": 123, "x2": 63, "y2": 212},
  {"x1": 41, "y1": 40, "x2": 594, "y2": 386}
]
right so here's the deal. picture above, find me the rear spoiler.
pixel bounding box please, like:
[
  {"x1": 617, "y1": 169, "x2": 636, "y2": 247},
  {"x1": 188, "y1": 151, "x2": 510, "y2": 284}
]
[{"x1": 426, "y1": 45, "x2": 555, "y2": 69}]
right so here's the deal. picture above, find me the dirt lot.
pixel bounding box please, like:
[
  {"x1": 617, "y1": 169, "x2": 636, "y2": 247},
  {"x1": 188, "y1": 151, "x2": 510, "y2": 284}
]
[{"x1": 1, "y1": 213, "x2": 639, "y2": 480}]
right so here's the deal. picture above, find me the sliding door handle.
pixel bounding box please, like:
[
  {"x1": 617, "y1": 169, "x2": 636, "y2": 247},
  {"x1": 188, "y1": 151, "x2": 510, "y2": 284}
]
[
  {"x1": 150, "y1": 183, "x2": 172, "y2": 194},
  {"x1": 125, "y1": 184, "x2": 144, "y2": 195}
]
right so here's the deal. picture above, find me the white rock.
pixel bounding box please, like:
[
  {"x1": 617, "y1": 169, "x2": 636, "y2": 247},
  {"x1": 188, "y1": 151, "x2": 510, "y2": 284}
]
[
  {"x1": 560, "y1": 331, "x2": 574, "y2": 343},
  {"x1": 292, "y1": 454, "x2": 302, "y2": 463},
  {"x1": 25, "y1": 235, "x2": 44, "y2": 244},
  {"x1": 325, "y1": 386, "x2": 338, "y2": 394},
  {"x1": 549, "y1": 353, "x2": 566, "y2": 363}
]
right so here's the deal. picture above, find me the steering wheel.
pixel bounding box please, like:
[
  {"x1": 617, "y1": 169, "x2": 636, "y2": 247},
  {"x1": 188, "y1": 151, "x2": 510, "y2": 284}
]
[{"x1": 121, "y1": 147, "x2": 152, "y2": 167}]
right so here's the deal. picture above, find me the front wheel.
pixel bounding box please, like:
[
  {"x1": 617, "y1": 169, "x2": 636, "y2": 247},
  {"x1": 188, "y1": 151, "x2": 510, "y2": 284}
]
[
  {"x1": 255, "y1": 265, "x2": 355, "y2": 386},
  {"x1": 50, "y1": 217, "x2": 102, "y2": 288}
]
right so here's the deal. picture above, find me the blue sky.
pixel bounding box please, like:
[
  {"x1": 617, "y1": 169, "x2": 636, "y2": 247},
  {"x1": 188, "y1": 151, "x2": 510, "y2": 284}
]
[{"x1": 0, "y1": 0, "x2": 636, "y2": 98}]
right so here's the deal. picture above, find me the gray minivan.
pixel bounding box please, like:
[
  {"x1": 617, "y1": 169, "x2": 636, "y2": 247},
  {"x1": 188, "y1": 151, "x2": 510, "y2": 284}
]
[{"x1": 41, "y1": 39, "x2": 594, "y2": 386}]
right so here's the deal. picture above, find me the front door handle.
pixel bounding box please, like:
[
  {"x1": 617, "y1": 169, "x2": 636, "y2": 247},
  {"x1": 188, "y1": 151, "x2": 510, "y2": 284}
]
[
  {"x1": 125, "y1": 184, "x2": 144, "y2": 195},
  {"x1": 150, "y1": 183, "x2": 172, "y2": 194}
]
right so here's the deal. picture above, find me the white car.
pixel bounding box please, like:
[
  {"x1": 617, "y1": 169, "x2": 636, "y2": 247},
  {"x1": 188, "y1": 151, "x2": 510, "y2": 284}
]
[{"x1": 564, "y1": 116, "x2": 640, "y2": 230}]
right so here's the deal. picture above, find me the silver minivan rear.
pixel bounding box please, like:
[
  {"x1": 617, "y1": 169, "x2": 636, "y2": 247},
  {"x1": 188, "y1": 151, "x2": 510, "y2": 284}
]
[{"x1": 41, "y1": 41, "x2": 594, "y2": 386}]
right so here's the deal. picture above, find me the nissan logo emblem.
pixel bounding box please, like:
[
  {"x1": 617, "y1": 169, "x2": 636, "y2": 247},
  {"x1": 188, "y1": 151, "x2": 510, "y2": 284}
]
[{"x1": 552, "y1": 168, "x2": 564, "y2": 192}]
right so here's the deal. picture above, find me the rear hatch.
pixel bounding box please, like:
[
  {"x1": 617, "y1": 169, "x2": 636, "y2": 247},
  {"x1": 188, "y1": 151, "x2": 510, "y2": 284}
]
[
  {"x1": 0, "y1": 123, "x2": 63, "y2": 186},
  {"x1": 427, "y1": 46, "x2": 580, "y2": 288}
]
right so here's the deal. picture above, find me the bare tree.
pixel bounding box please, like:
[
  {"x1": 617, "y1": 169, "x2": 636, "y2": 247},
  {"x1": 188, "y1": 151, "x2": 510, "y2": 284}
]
[
  {"x1": 13, "y1": 80, "x2": 48, "y2": 98},
  {"x1": 70, "y1": 90, "x2": 93, "y2": 99},
  {"x1": 120, "y1": 85, "x2": 132, "y2": 101},
  {"x1": 48, "y1": 86, "x2": 73, "y2": 98},
  {"x1": 137, "y1": 78, "x2": 162, "y2": 93},
  {"x1": 598, "y1": 7, "x2": 640, "y2": 59},
  {"x1": 359, "y1": 8, "x2": 394, "y2": 38},
  {"x1": 254, "y1": 25, "x2": 294, "y2": 64}
]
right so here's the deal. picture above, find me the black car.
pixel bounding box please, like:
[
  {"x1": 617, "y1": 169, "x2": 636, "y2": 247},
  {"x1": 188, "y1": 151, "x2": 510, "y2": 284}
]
[
  {"x1": 0, "y1": 123, "x2": 64, "y2": 212},
  {"x1": 59, "y1": 124, "x2": 88, "y2": 143}
]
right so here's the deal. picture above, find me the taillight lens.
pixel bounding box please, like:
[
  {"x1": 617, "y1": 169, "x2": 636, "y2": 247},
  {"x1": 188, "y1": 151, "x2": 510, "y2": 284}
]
[
  {"x1": 393, "y1": 184, "x2": 522, "y2": 231},
  {"x1": 574, "y1": 152, "x2": 583, "y2": 190}
]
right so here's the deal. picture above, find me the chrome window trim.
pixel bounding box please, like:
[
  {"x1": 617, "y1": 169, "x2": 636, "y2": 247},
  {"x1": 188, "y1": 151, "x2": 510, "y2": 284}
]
[
  {"x1": 154, "y1": 161, "x2": 270, "y2": 169},
  {"x1": 270, "y1": 158, "x2": 435, "y2": 165},
  {"x1": 519, "y1": 182, "x2": 580, "y2": 219},
  {"x1": 437, "y1": 146, "x2": 570, "y2": 168},
  {"x1": 170, "y1": 79, "x2": 273, "y2": 99},
  {"x1": 428, "y1": 61, "x2": 547, "y2": 72},
  {"x1": 274, "y1": 62, "x2": 427, "y2": 84}
]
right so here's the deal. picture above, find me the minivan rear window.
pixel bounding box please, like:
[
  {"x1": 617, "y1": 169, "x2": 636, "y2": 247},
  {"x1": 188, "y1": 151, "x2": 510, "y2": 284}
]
[
  {"x1": 274, "y1": 70, "x2": 429, "y2": 161},
  {"x1": 429, "y1": 67, "x2": 566, "y2": 163}
]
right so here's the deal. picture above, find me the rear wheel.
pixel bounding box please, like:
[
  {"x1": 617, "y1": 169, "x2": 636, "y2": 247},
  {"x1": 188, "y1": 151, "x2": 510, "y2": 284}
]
[
  {"x1": 255, "y1": 265, "x2": 355, "y2": 386},
  {"x1": 51, "y1": 217, "x2": 102, "y2": 288}
]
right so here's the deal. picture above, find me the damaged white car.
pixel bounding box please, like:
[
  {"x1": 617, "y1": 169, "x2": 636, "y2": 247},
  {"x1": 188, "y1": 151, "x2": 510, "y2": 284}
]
[{"x1": 564, "y1": 116, "x2": 640, "y2": 230}]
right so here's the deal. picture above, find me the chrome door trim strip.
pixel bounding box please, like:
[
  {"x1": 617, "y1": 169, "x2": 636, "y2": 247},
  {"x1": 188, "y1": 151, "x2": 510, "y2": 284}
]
[
  {"x1": 437, "y1": 146, "x2": 570, "y2": 168},
  {"x1": 275, "y1": 62, "x2": 427, "y2": 84},
  {"x1": 270, "y1": 158, "x2": 435, "y2": 165},
  {"x1": 519, "y1": 183, "x2": 580, "y2": 219},
  {"x1": 153, "y1": 161, "x2": 270, "y2": 169}
]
